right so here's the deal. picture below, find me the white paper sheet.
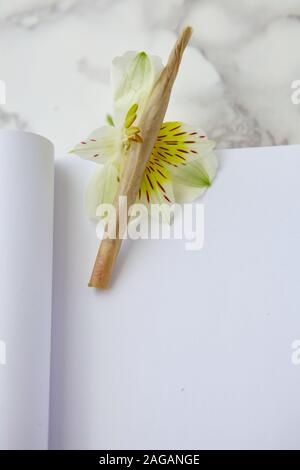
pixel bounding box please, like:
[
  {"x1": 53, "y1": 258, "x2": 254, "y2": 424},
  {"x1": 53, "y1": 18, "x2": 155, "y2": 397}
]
[
  {"x1": 49, "y1": 145, "x2": 300, "y2": 450},
  {"x1": 0, "y1": 130, "x2": 54, "y2": 450}
]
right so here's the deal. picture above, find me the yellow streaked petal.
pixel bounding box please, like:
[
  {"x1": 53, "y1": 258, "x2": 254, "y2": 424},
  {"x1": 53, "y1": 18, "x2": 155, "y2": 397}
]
[{"x1": 137, "y1": 122, "x2": 217, "y2": 207}]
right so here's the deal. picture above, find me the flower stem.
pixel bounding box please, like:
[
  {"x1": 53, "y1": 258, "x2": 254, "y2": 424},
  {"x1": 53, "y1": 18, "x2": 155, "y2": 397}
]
[{"x1": 88, "y1": 26, "x2": 193, "y2": 289}]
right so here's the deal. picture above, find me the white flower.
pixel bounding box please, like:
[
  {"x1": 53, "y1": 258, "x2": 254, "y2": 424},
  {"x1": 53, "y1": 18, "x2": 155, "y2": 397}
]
[{"x1": 70, "y1": 51, "x2": 218, "y2": 220}]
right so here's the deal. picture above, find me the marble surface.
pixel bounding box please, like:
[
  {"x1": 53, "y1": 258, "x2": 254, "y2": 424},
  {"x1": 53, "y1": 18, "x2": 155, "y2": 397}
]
[{"x1": 0, "y1": 0, "x2": 300, "y2": 157}]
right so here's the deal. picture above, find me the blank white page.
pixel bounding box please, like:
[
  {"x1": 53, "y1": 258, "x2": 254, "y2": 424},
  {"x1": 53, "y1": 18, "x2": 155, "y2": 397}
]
[
  {"x1": 50, "y1": 145, "x2": 300, "y2": 450},
  {"x1": 0, "y1": 130, "x2": 54, "y2": 450}
]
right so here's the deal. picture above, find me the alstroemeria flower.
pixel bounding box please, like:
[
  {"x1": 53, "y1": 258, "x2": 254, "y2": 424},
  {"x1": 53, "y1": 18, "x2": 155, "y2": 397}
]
[{"x1": 70, "y1": 51, "x2": 218, "y2": 222}]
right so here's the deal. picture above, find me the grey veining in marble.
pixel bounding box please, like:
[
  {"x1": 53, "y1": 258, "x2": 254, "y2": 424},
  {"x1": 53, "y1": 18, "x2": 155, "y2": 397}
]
[{"x1": 0, "y1": 0, "x2": 300, "y2": 156}]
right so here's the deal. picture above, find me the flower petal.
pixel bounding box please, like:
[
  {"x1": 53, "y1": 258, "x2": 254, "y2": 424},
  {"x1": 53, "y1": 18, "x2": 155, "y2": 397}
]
[
  {"x1": 153, "y1": 121, "x2": 215, "y2": 165},
  {"x1": 70, "y1": 125, "x2": 122, "y2": 164},
  {"x1": 112, "y1": 51, "x2": 163, "y2": 125},
  {"x1": 138, "y1": 167, "x2": 175, "y2": 223},
  {"x1": 172, "y1": 183, "x2": 207, "y2": 203},
  {"x1": 85, "y1": 163, "x2": 119, "y2": 218},
  {"x1": 150, "y1": 121, "x2": 218, "y2": 203},
  {"x1": 170, "y1": 148, "x2": 218, "y2": 187}
]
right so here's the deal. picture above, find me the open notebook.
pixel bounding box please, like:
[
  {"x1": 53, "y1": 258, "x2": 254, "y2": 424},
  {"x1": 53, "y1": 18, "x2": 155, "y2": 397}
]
[{"x1": 0, "y1": 130, "x2": 299, "y2": 450}]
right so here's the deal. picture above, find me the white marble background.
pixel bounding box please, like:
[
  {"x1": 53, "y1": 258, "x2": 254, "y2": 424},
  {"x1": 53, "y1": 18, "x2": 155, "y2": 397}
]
[{"x1": 0, "y1": 0, "x2": 300, "y2": 157}]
